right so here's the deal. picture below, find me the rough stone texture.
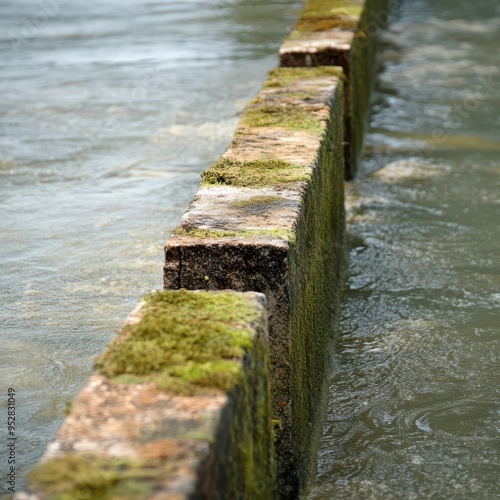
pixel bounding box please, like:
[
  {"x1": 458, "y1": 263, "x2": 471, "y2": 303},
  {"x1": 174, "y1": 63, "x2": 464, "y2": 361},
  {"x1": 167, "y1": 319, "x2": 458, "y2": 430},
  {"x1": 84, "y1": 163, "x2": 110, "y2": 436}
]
[
  {"x1": 279, "y1": 0, "x2": 391, "y2": 179},
  {"x1": 24, "y1": 291, "x2": 274, "y2": 500},
  {"x1": 164, "y1": 69, "x2": 347, "y2": 498},
  {"x1": 178, "y1": 186, "x2": 302, "y2": 233}
]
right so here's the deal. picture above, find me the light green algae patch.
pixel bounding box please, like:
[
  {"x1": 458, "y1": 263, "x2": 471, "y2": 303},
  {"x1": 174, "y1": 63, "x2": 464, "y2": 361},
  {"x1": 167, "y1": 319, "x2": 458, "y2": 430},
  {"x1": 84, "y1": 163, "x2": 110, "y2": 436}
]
[
  {"x1": 242, "y1": 104, "x2": 325, "y2": 135},
  {"x1": 231, "y1": 195, "x2": 285, "y2": 209},
  {"x1": 175, "y1": 227, "x2": 295, "y2": 243},
  {"x1": 201, "y1": 157, "x2": 311, "y2": 188},
  {"x1": 264, "y1": 67, "x2": 345, "y2": 89},
  {"x1": 95, "y1": 290, "x2": 260, "y2": 395},
  {"x1": 293, "y1": 0, "x2": 363, "y2": 35},
  {"x1": 28, "y1": 454, "x2": 164, "y2": 500}
]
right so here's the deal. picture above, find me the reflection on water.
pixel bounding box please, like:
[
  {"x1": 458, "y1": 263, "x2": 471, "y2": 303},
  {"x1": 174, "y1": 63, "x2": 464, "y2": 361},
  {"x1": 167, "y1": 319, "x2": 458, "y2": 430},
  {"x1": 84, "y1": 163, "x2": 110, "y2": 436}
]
[
  {"x1": 0, "y1": 0, "x2": 301, "y2": 492},
  {"x1": 309, "y1": 0, "x2": 499, "y2": 498}
]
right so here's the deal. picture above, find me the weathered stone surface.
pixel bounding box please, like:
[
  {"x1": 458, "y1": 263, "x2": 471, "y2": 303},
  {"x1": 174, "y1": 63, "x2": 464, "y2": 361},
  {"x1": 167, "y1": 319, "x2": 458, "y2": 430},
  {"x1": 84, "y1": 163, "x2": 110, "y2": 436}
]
[
  {"x1": 24, "y1": 290, "x2": 274, "y2": 500},
  {"x1": 280, "y1": 30, "x2": 354, "y2": 67},
  {"x1": 279, "y1": 0, "x2": 391, "y2": 179},
  {"x1": 164, "y1": 68, "x2": 347, "y2": 497}
]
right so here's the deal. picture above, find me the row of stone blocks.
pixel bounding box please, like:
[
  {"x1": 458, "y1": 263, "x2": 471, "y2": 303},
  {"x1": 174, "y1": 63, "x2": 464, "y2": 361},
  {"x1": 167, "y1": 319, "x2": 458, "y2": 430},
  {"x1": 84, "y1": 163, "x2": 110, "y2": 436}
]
[{"x1": 24, "y1": 0, "x2": 389, "y2": 498}]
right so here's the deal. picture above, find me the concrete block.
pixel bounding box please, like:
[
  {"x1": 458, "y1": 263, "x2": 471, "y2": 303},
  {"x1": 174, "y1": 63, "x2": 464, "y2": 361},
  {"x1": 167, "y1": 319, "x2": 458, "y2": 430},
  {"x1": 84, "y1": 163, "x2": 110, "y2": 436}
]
[{"x1": 24, "y1": 290, "x2": 274, "y2": 500}]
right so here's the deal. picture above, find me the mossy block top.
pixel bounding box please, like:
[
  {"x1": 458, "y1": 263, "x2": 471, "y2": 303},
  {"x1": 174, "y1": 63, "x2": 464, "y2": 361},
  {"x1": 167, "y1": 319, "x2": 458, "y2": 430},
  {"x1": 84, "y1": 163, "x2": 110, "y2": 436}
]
[
  {"x1": 27, "y1": 290, "x2": 270, "y2": 500},
  {"x1": 235, "y1": 67, "x2": 341, "y2": 139},
  {"x1": 292, "y1": 0, "x2": 363, "y2": 35},
  {"x1": 95, "y1": 290, "x2": 266, "y2": 394},
  {"x1": 294, "y1": 0, "x2": 364, "y2": 34},
  {"x1": 279, "y1": 0, "x2": 367, "y2": 64},
  {"x1": 197, "y1": 67, "x2": 343, "y2": 195},
  {"x1": 264, "y1": 66, "x2": 345, "y2": 89}
]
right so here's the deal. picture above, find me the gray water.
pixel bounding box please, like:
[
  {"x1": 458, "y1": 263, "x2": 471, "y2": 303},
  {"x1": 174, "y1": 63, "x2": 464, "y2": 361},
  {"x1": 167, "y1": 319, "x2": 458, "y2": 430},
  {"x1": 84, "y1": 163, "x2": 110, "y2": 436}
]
[
  {"x1": 0, "y1": 0, "x2": 301, "y2": 493},
  {"x1": 309, "y1": 0, "x2": 500, "y2": 498}
]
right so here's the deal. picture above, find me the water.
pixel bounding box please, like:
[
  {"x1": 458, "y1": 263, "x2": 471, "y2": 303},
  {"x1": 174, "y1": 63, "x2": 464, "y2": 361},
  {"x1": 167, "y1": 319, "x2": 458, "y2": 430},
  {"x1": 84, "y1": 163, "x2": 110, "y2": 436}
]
[
  {"x1": 309, "y1": 0, "x2": 500, "y2": 498},
  {"x1": 0, "y1": 0, "x2": 301, "y2": 493}
]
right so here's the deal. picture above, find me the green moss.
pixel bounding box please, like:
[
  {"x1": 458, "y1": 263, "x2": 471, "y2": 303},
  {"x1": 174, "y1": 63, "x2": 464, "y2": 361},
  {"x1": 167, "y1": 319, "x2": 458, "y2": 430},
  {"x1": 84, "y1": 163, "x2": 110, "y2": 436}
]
[
  {"x1": 264, "y1": 67, "x2": 345, "y2": 89},
  {"x1": 295, "y1": 16, "x2": 358, "y2": 32},
  {"x1": 231, "y1": 195, "x2": 285, "y2": 209},
  {"x1": 275, "y1": 78, "x2": 347, "y2": 496},
  {"x1": 175, "y1": 227, "x2": 295, "y2": 243},
  {"x1": 242, "y1": 104, "x2": 324, "y2": 134},
  {"x1": 220, "y1": 321, "x2": 276, "y2": 499},
  {"x1": 201, "y1": 157, "x2": 311, "y2": 188},
  {"x1": 95, "y1": 290, "x2": 260, "y2": 394},
  {"x1": 291, "y1": 0, "x2": 363, "y2": 35},
  {"x1": 302, "y1": 0, "x2": 363, "y2": 17},
  {"x1": 28, "y1": 454, "x2": 164, "y2": 500},
  {"x1": 62, "y1": 401, "x2": 73, "y2": 417}
]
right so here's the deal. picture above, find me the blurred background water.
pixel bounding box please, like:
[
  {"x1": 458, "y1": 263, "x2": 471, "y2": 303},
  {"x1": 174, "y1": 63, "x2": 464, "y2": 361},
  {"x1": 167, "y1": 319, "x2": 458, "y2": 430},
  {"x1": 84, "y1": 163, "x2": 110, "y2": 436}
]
[
  {"x1": 309, "y1": 0, "x2": 500, "y2": 498},
  {"x1": 0, "y1": 0, "x2": 301, "y2": 492}
]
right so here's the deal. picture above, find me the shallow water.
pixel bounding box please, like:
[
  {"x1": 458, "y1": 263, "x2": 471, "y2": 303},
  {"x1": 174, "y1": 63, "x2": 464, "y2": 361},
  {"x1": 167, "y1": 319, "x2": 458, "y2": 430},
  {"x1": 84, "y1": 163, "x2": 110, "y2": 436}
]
[
  {"x1": 309, "y1": 0, "x2": 499, "y2": 498},
  {"x1": 0, "y1": 0, "x2": 301, "y2": 492}
]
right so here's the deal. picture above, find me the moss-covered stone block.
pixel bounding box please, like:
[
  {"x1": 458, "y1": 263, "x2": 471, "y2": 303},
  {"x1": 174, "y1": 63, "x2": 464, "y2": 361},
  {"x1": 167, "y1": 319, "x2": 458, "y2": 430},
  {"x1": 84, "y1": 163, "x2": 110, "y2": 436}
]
[
  {"x1": 25, "y1": 290, "x2": 274, "y2": 500},
  {"x1": 279, "y1": 0, "x2": 391, "y2": 179},
  {"x1": 164, "y1": 67, "x2": 347, "y2": 498}
]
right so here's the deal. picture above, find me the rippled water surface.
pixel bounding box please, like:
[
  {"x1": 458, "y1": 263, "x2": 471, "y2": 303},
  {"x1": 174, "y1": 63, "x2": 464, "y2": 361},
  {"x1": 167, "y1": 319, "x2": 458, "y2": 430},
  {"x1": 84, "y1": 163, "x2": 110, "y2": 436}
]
[
  {"x1": 309, "y1": 0, "x2": 500, "y2": 498},
  {"x1": 0, "y1": 0, "x2": 301, "y2": 492}
]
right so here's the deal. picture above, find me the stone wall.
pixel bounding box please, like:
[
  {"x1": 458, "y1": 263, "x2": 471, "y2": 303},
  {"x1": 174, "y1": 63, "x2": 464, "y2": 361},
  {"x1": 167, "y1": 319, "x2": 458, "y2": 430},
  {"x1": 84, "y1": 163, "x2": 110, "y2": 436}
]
[
  {"x1": 164, "y1": 67, "x2": 346, "y2": 498},
  {"x1": 24, "y1": 0, "x2": 391, "y2": 498}
]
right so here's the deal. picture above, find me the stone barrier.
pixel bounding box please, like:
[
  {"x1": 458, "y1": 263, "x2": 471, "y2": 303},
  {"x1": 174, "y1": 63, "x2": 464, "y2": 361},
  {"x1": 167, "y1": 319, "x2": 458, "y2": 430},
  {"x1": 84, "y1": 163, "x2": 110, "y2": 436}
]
[
  {"x1": 25, "y1": 0, "x2": 392, "y2": 497},
  {"x1": 164, "y1": 66, "x2": 346, "y2": 497}
]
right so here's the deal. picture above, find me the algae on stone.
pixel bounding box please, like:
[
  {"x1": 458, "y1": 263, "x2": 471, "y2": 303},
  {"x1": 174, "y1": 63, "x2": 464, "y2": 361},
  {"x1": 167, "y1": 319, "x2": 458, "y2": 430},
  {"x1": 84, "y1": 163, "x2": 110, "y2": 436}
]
[
  {"x1": 278, "y1": 78, "x2": 347, "y2": 496},
  {"x1": 31, "y1": 290, "x2": 275, "y2": 500},
  {"x1": 201, "y1": 157, "x2": 311, "y2": 189},
  {"x1": 174, "y1": 227, "x2": 296, "y2": 243},
  {"x1": 95, "y1": 290, "x2": 260, "y2": 394},
  {"x1": 264, "y1": 67, "x2": 345, "y2": 89},
  {"x1": 231, "y1": 195, "x2": 285, "y2": 209},
  {"x1": 292, "y1": 0, "x2": 363, "y2": 35},
  {"x1": 242, "y1": 104, "x2": 325, "y2": 135},
  {"x1": 28, "y1": 454, "x2": 163, "y2": 500}
]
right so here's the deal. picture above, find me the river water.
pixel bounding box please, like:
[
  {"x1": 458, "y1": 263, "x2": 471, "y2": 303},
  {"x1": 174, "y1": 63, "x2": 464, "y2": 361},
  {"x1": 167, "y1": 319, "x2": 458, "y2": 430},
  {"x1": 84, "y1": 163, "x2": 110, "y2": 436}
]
[
  {"x1": 0, "y1": 0, "x2": 301, "y2": 492},
  {"x1": 309, "y1": 0, "x2": 500, "y2": 498}
]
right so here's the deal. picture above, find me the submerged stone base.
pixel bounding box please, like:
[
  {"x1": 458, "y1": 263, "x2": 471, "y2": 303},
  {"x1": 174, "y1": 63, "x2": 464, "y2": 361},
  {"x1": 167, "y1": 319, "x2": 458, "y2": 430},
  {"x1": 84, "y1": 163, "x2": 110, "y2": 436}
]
[{"x1": 24, "y1": 291, "x2": 274, "y2": 500}]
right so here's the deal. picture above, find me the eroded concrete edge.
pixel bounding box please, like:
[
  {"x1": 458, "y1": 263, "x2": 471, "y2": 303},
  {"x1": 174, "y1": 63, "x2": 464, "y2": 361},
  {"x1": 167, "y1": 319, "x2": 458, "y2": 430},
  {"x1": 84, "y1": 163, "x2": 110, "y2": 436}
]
[
  {"x1": 22, "y1": 291, "x2": 274, "y2": 500},
  {"x1": 279, "y1": 0, "x2": 392, "y2": 179}
]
